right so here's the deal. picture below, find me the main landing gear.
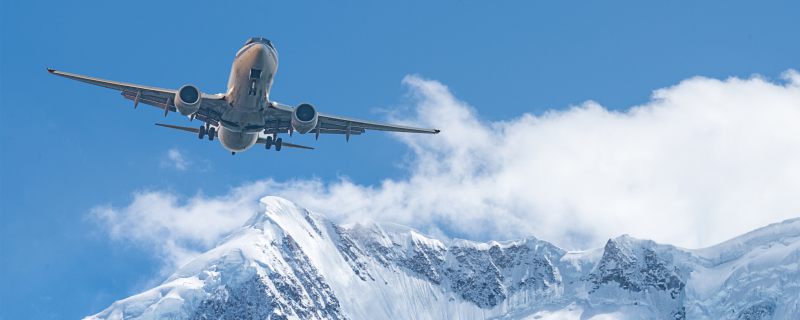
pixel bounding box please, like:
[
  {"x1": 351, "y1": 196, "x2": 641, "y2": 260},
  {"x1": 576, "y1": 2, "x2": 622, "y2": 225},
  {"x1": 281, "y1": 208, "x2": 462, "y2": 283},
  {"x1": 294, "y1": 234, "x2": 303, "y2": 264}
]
[
  {"x1": 264, "y1": 135, "x2": 283, "y2": 151},
  {"x1": 198, "y1": 125, "x2": 216, "y2": 141}
]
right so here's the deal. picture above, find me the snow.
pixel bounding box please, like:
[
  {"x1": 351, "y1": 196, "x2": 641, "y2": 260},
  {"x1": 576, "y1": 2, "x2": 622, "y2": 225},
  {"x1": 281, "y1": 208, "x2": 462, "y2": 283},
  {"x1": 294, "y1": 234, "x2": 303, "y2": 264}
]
[
  {"x1": 692, "y1": 217, "x2": 800, "y2": 264},
  {"x1": 86, "y1": 197, "x2": 800, "y2": 320},
  {"x1": 86, "y1": 277, "x2": 206, "y2": 320},
  {"x1": 516, "y1": 304, "x2": 647, "y2": 320},
  {"x1": 684, "y1": 219, "x2": 800, "y2": 319}
]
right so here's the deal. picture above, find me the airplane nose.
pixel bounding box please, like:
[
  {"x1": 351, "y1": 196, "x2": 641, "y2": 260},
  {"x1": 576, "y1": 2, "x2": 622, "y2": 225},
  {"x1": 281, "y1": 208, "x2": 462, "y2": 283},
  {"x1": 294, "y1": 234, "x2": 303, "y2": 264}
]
[
  {"x1": 248, "y1": 44, "x2": 270, "y2": 64},
  {"x1": 251, "y1": 44, "x2": 267, "y2": 54}
]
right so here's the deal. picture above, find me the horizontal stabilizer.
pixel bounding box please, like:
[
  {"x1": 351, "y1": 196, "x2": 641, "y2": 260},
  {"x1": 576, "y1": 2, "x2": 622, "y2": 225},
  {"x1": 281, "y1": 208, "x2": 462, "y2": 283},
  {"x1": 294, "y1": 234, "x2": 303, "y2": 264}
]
[
  {"x1": 155, "y1": 123, "x2": 199, "y2": 133},
  {"x1": 156, "y1": 123, "x2": 314, "y2": 150},
  {"x1": 256, "y1": 137, "x2": 314, "y2": 150}
]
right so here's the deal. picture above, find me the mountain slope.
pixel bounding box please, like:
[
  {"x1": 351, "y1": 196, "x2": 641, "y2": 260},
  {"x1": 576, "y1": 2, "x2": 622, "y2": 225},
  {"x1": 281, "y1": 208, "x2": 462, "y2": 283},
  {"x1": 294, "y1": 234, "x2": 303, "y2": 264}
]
[{"x1": 87, "y1": 197, "x2": 800, "y2": 320}]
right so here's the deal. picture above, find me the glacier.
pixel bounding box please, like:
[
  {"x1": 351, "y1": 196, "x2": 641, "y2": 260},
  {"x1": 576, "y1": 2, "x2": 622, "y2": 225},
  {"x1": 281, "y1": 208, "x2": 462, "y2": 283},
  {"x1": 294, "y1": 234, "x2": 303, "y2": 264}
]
[{"x1": 87, "y1": 196, "x2": 800, "y2": 320}]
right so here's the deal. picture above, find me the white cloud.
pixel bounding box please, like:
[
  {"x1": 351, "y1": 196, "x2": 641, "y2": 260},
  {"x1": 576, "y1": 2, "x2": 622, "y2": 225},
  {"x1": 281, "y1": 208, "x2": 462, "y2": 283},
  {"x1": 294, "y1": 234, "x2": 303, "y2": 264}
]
[
  {"x1": 91, "y1": 182, "x2": 271, "y2": 269},
  {"x1": 162, "y1": 148, "x2": 190, "y2": 171},
  {"x1": 93, "y1": 70, "x2": 800, "y2": 267},
  {"x1": 274, "y1": 71, "x2": 800, "y2": 250}
]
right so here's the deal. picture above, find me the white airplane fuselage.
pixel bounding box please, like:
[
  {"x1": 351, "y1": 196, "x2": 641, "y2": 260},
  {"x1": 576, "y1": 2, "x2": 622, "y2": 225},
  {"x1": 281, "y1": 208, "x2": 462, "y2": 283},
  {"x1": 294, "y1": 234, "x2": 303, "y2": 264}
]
[{"x1": 216, "y1": 41, "x2": 278, "y2": 152}]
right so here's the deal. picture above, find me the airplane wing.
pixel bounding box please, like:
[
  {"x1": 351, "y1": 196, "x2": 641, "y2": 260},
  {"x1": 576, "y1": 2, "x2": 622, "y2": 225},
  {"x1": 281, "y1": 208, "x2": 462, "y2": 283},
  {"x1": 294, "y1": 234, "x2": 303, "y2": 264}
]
[
  {"x1": 155, "y1": 123, "x2": 314, "y2": 150},
  {"x1": 269, "y1": 102, "x2": 440, "y2": 137},
  {"x1": 47, "y1": 69, "x2": 228, "y2": 124},
  {"x1": 48, "y1": 68, "x2": 440, "y2": 137}
]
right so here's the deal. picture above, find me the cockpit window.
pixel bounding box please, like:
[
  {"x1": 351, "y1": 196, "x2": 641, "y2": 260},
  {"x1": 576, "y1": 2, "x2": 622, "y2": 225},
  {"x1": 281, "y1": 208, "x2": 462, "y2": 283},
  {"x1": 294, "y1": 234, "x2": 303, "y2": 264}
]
[
  {"x1": 237, "y1": 37, "x2": 278, "y2": 60},
  {"x1": 244, "y1": 37, "x2": 275, "y2": 50}
]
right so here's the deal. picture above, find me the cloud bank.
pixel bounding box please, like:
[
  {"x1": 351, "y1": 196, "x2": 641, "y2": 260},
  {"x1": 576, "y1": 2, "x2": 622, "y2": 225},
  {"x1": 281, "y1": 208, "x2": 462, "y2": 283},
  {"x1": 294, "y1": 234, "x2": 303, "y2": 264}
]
[{"x1": 93, "y1": 70, "x2": 800, "y2": 268}]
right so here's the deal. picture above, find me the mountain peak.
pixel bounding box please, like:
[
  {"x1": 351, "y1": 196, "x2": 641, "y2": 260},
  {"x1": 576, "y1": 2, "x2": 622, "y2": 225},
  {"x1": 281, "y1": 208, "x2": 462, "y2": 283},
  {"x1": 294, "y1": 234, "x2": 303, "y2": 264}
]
[
  {"x1": 87, "y1": 197, "x2": 800, "y2": 320},
  {"x1": 244, "y1": 196, "x2": 310, "y2": 229}
]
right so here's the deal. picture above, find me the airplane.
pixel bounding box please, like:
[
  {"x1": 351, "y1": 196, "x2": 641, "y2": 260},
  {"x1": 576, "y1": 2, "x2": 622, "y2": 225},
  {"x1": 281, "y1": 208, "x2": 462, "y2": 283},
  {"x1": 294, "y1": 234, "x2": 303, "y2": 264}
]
[{"x1": 48, "y1": 37, "x2": 440, "y2": 154}]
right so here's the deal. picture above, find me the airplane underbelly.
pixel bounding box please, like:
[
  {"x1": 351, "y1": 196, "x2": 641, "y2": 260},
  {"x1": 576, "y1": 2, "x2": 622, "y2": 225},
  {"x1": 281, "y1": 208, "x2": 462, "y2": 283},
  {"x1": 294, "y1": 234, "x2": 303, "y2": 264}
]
[
  {"x1": 221, "y1": 66, "x2": 274, "y2": 132},
  {"x1": 227, "y1": 54, "x2": 276, "y2": 110},
  {"x1": 218, "y1": 127, "x2": 258, "y2": 152},
  {"x1": 220, "y1": 108, "x2": 266, "y2": 133}
]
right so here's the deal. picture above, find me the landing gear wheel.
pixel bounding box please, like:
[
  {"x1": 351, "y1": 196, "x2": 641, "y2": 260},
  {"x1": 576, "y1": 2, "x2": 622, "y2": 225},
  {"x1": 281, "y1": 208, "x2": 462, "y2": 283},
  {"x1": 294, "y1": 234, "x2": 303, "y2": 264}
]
[
  {"x1": 207, "y1": 127, "x2": 216, "y2": 141},
  {"x1": 198, "y1": 126, "x2": 206, "y2": 139},
  {"x1": 275, "y1": 138, "x2": 283, "y2": 151},
  {"x1": 264, "y1": 136, "x2": 274, "y2": 149}
]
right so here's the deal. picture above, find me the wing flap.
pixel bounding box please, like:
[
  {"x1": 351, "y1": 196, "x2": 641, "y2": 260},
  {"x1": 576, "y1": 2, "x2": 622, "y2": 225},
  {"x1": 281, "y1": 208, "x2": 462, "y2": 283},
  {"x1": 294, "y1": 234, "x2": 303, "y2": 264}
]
[
  {"x1": 259, "y1": 119, "x2": 365, "y2": 136},
  {"x1": 319, "y1": 113, "x2": 439, "y2": 134},
  {"x1": 317, "y1": 128, "x2": 364, "y2": 135},
  {"x1": 269, "y1": 102, "x2": 439, "y2": 135},
  {"x1": 317, "y1": 124, "x2": 365, "y2": 135},
  {"x1": 122, "y1": 91, "x2": 176, "y2": 112}
]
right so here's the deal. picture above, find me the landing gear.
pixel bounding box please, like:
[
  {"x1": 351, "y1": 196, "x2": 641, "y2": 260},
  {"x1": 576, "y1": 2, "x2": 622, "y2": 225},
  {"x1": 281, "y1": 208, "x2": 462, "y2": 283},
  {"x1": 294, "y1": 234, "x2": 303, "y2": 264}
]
[
  {"x1": 264, "y1": 136, "x2": 274, "y2": 149},
  {"x1": 207, "y1": 127, "x2": 216, "y2": 141},
  {"x1": 199, "y1": 125, "x2": 216, "y2": 141},
  {"x1": 264, "y1": 135, "x2": 283, "y2": 151}
]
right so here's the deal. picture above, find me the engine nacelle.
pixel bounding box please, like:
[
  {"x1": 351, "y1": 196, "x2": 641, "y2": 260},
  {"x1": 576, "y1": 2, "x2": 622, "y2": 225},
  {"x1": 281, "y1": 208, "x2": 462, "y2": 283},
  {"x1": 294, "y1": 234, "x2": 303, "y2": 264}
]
[
  {"x1": 291, "y1": 103, "x2": 318, "y2": 134},
  {"x1": 174, "y1": 85, "x2": 202, "y2": 116}
]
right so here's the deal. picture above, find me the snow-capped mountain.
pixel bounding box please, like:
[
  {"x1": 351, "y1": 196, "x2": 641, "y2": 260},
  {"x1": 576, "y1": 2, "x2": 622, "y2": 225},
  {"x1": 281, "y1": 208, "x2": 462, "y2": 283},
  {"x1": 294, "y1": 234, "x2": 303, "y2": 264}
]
[{"x1": 88, "y1": 197, "x2": 800, "y2": 320}]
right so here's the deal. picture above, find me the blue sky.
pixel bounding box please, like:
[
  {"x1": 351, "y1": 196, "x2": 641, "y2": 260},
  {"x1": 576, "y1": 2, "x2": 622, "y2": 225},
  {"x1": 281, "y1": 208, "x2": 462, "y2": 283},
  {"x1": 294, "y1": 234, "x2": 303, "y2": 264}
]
[{"x1": 1, "y1": 0, "x2": 799, "y2": 319}]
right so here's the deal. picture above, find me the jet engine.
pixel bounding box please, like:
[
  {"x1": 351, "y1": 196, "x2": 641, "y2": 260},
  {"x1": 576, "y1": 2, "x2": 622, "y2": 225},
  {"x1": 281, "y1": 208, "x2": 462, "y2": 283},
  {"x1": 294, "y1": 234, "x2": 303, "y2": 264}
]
[
  {"x1": 291, "y1": 103, "x2": 318, "y2": 134},
  {"x1": 174, "y1": 85, "x2": 202, "y2": 115}
]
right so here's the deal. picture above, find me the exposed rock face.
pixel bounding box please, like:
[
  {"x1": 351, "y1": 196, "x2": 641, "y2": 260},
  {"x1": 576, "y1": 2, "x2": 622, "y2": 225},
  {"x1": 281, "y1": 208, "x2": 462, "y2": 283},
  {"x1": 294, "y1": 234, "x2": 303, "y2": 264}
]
[
  {"x1": 87, "y1": 197, "x2": 800, "y2": 320},
  {"x1": 584, "y1": 237, "x2": 688, "y2": 319}
]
